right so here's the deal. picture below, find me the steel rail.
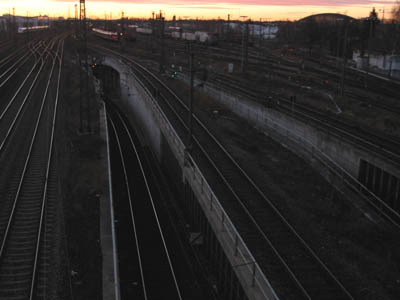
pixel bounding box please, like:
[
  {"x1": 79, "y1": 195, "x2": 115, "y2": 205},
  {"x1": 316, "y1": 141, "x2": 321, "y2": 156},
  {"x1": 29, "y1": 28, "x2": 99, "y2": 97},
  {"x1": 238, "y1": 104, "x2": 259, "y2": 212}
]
[
  {"x1": 120, "y1": 60, "x2": 309, "y2": 298},
  {"x1": 107, "y1": 116, "x2": 148, "y2": 300},
  {"x1": 211, "y1": 71, "x2": 400, "y2": 163},
  {"x1": 29, "y1": 37, "x2": 64, "y2": 299},
  {"x1": 0, "y1": 38, "x2": 57, "y2": 152},
  {"x1": 90, "y1": 44, "x2": 354, "y2": 299},
  {"x1": 91, "y1": 45, "x2": 279, "y2": 300},
  {"x1": 112, "y1": 64, "x2": 297, "y2": 289},
  {"x1": 0, "y1": 39, "x2": 55, "y2": 119},
  {"x1": 0, "y1": 39, "x2": 12, "y2": 50},
  {"x1": 0, "y1": 34, "x2": 63, "y2": 298},
  {"x1": 206, "y1": 43, "x2": 399, "y2": 106},
  {"x1": 113, "y1": 107, "x2": 183, "y2": 300},
  {"x1": 0, "y1": 36, "x2": 60, "y2": 260},
  {"x1": 0, "y1": 42, "x2": 42, "y2": 88},
  {"x1": 211, "y1": 71, "x2": 400, "y2": 228},
  {"x1": 0, "y1": 44, "x2": 28, "y2": 69},
  {"x1": 29, "y1": 40, "x2": 42, "y2": 62},
  {"x1": 157, "y1": 59, "x2": 399, "y2": 155},
  {"x1": 134, "y1": 65, "x2": 348, "y2": 300}
]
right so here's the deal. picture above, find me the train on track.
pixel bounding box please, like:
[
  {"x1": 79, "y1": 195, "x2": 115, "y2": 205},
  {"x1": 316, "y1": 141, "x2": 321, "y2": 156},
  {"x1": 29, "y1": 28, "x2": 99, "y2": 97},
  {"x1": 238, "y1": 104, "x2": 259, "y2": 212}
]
[
  {"x1": 172, "y1": 30, "x2": 218, "y2": 45},
  {"x1": 128, "y1": 25, "x2": 218, "y2": 45},
  {"x1": 93, "y1": 27, "x2": 136, "y2": 42},
  {"x1": 92, "y1": 28, "x2": 121, "y2": 41},
  {"x1": 18, "y1": 25, "x2": 49, "y2": 34},
  {"x1": 136, "y1": 27, "x2": 153, "y2": 35}
]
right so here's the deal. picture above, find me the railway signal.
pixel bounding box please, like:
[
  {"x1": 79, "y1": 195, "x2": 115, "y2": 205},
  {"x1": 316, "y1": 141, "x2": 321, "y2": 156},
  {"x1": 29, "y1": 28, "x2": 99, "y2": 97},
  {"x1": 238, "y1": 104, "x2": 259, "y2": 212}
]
[{"x1": 79, "y1": 0, "x2": 91, "y2": 134}]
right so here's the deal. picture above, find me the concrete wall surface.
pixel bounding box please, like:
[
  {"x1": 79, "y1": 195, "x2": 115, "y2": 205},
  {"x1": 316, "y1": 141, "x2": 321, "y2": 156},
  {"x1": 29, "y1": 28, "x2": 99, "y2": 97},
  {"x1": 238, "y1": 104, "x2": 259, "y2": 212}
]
[
  {"x1": 103, "y1": 56, "x2": 162, "y2": 161},
  {"x1": 100, "y1": 55, "x2": 279, "y2": 300},
  {"x1": 189, "y1": 76, "x2": 399, "y2": 181},
  {"x1": 176, "y1": 73, "x2": 399, "y2": 218}
]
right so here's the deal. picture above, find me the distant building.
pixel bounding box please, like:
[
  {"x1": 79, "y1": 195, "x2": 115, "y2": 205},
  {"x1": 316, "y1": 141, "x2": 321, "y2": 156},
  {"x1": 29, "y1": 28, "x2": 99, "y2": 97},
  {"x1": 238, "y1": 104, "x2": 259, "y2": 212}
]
[
  {"x1": 298, "y1": 13, "x2": 356, "y2": 24},
  {"x1": 0, "y1": 16, "x2": 7, "y2": 31},
  {"x1": 251, "y1": 24, "x2": 279, "y2": 40},
  {"x1": 224, "y1": 22, "x2": 279, "y2": 40},
  {"x1": 2, "y1": 14, "x2": 39, "y2": 30},
  {"x1": 353, "y1": 50, "x2": 400, "y2": 79}
]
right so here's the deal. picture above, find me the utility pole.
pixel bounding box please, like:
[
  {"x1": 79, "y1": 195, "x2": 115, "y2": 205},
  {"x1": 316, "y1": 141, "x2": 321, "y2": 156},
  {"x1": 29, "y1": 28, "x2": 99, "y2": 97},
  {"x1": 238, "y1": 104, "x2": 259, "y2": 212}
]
[
  {"x1": 158, "y1": 11, "x2": 165, "y2": 73},
  {"x1": 340, "y1": 25, "x2": 348, "y2": 98},
  {"x1": 151, "y1": 11, "x2": 155, "y2": 53},
  {"x1": 74, "y1": 4, "x2": 78, "y2": 37},
  {"x1": 79, "y1": 0, "x2": 90, "y2": 133},
  {"x1": 12, "y1": 7, "x2": 16, "y2": 48},
  {"x1": 188, "y1": 42, "x2": 194, "y2": 151},
  {"x1": 365, "y1": 19, "x2": 373, "y2": 88},
  {"x1": 26, "y1": 11, "x2": 30, "y2": 44},
  {"x1": 336, "y1": 25, "x2": 341, "y2": 68},
  {"x1": 185, "y1": 43, "x2": 208, "y2": 153},
  {"x1": 227, "y1": 14, "x2": 231, "y2": 41},
  {"x1": 240, "y1": 17, "x2": 249, "y2": 74},
  {"x1": 120, "y1": 11, "x2": 125, "y2": 52}
]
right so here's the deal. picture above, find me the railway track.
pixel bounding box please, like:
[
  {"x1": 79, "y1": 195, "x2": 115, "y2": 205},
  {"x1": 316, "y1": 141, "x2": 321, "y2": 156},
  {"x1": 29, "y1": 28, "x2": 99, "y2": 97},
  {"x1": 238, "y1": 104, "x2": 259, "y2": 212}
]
[
  {"x1": 141, "y1": 48, "x2": 400, "y2": 163},
  {"x1": 0, "y1": 40, "x2": 13, "y2": 52},
  {"x1": 209, "y1": 43, "x2": 399, "y2": 108},
  {"x1": 211, "y1": 73, "x2": 400, "y2": 164},
  {"x1": 109, "y1": 35, "x2": 400, "y2": 120},
  {"x1": 93, "y1": 39, "x2": 400, "y2": 226},
  {"x1": 0, "y1": 42, "x2": 43, "y2": 91},
  {"x1": 346, "y1": 90, "x2": 400, "y2": 115},
  {"x1": 92, "y1": 44, "x2": 358, "y2": 300},
  {"x1": 0, "y1": 34, "x2": 64, "y2": 299},
  {"x1": 106, "y1": 102, "x2": 183, "y2": 300}
]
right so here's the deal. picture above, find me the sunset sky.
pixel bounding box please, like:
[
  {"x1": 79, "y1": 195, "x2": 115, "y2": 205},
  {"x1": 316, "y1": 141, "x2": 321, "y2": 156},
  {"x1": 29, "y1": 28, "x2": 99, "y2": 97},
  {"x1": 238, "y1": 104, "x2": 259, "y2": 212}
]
[{"x1": 0, "y1": 0, "x2": 397, "y2": 21}]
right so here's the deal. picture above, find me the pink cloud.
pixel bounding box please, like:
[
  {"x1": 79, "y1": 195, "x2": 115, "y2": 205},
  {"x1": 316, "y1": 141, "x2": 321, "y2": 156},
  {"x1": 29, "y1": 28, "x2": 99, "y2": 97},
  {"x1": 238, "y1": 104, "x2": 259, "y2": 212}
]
[{"x1": 53, "y1": 0, "x2": 396, "y2": 5}]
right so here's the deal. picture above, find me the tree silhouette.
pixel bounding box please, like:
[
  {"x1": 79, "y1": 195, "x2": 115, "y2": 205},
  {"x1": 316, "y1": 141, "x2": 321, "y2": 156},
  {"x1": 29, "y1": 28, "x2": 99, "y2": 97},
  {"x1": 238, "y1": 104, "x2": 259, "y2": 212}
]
[{"x1": 392, "y1": 0, "x2": 400, "y2": 23}]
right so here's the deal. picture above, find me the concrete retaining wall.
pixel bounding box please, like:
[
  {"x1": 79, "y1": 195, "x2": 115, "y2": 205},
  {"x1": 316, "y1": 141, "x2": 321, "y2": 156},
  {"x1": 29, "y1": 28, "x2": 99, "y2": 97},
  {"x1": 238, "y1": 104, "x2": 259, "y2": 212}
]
[
  {"x1": 168, "y1": 70, "x2": 398, "y2": 195},
  {"x1": 103, "y1": 57, "x2": 162, "y2": 161},
  {"x1": 200, "y1": 80, "x2": 400, "y2": 180},
  {"x1": 101, "y1": 56, "x2": 278, "y2": 300}
]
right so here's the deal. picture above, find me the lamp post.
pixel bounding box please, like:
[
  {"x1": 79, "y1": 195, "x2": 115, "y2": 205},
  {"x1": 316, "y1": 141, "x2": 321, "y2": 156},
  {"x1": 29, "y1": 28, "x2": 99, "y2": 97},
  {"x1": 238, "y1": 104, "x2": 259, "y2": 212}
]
[{"x1": 240, "y1": 16, "x2": 249, "y2": 74}]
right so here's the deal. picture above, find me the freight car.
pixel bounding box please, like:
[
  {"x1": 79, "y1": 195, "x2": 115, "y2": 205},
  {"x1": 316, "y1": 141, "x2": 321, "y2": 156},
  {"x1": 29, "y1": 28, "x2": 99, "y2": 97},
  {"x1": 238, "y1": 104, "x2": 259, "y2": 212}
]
[
  {"x1": 171, "y1": 31, "x2": 181, "y2": 39},
  {"x1": 195, "y1": 31, "x2": 218, "y2": 45},
  {"x1": 182, "y1": 32, "x2": 196, "y2": 41},
  {"x1": 175, "y1": 31, "x2": 218, "y2": 45},
  {"x1": 136, "y1": 27, "x2": 153, "y2": 35},
  {"x1": 168, "y1": 26, "x2": 181, "y2": 39}
]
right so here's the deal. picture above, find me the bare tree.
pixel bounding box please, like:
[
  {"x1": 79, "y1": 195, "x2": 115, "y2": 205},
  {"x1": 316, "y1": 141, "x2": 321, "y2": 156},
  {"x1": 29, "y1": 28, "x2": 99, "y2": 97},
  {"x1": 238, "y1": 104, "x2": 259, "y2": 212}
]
[
  {"x1": 392, "y1": 0, "x2": 400, "y2": 23},
  {"x1": 389, "y1": 1, "x2": 400, "y2": 54}
]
